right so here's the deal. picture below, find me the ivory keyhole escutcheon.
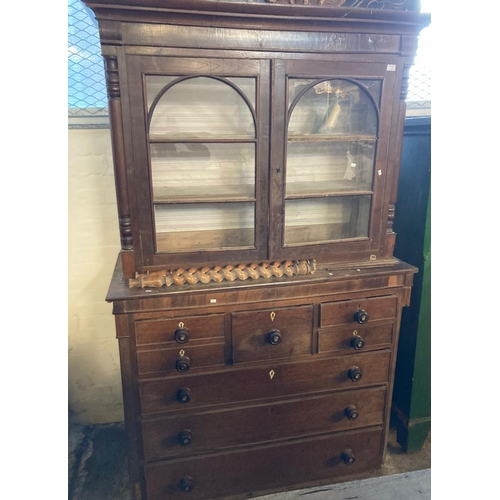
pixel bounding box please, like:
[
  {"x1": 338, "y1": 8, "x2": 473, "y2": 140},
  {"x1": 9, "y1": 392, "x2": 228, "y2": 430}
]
[
  {"x1": 179, "y1": 350, "x2": 185, "y2": 356},
  {"x1": 179, "y1": 322, "x2": 184, "y2": 328},
  {"x1": 352, "y1": 330, "x2": 358, "y2": 337},
  {"x1": 269, "y1": 370, "x2": 275, "y2": 380},
  {"x1": 270, "y1": 311, "x2": 276, "y2": 322}
]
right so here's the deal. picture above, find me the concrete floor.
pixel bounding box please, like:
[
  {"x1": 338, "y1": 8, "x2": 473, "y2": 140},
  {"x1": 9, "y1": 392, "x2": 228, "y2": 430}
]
[{"x1": 68, "y1": 415, "x2": 430, "y2": 500}]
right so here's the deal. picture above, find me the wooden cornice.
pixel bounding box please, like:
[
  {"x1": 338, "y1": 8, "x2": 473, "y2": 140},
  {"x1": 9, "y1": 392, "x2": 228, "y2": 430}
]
[{"x1": 83, "y1": 0, "x2": 430, "y2": 35}]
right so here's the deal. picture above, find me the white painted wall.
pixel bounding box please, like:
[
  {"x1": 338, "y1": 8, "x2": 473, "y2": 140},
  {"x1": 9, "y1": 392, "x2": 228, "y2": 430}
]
[{"x1": 68, "y1": 128, "x2": 124, "y2": 424}]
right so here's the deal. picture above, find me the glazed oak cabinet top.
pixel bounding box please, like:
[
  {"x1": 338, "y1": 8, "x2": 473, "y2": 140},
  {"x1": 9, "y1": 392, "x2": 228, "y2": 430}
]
[{"x1": 83, "y1": 0, "x2": 429, "y2": 279}]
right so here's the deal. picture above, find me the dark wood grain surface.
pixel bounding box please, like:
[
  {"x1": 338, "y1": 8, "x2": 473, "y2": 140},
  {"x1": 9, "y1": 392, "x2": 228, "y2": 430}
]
[
  {"x1": 144, "y1": 428, "x2": 383, "y2": 500},
  {"x1": 141, "y1": 387, "x2": 386, "y2": 460},
  {"x1": 139, "y1": 350, "x2": 391, "y2": 415}
]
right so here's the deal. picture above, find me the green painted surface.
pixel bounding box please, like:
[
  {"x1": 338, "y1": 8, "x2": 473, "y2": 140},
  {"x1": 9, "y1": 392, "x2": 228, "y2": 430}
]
[
  {"x1": 396, "y1": 418, "x2": 431, "y2": 453},
  {"x1": 409, "y1": 193, "x2": 431, "y2": 421},
  {"x1": 392, "y1": 116, "x2": 431, "y2": 451}
]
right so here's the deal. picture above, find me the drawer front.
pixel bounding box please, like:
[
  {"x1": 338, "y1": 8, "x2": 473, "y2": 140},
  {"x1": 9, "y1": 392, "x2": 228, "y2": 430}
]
[
  {"x1": 135, "y1": 314, "x2": 224, "y2": 346},
  {"x1": 137, "y1": 343, "x2": 225, "y2": 376},
  {"x1": 139, "y1": 350, "x2": 390, "y2": 415},
  {"x1": 231, "y1": 305, "x2": 313, "y2": 363},
  {"x1": 142, "y1": 388, "x2": 386, "y2": 460},
  {"x1": 319, "y1": 323, "x2": 394, "y2": 355},
  {"x1": 145, "y1": 428, "x2": 383, "y2": 500},
  {"x1": 320, "y1": 296, "x2": 397, "y2": 328}
]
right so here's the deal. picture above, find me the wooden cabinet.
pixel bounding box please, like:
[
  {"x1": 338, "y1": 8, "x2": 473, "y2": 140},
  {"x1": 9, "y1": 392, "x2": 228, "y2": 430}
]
[{"x1": 82, "y1": 1, "x2": 429, "y2": 499}]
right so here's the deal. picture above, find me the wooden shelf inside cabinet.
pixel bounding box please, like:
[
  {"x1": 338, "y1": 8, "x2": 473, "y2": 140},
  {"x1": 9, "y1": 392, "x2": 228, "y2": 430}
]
[
  {"x1": 149, "y1": 136, "x2": 256, "y2": 143},
  {"x1": 156, "y1": 227, "x2": 255, "y2": 253},
  {"x1": 287, "y1": 135, "x2": 377, "y2": 143},
  {"x1": 153, "y1": 185, "x2": 256, "y2": 204},
  {"x1": 285, "y1": 182, "x2": 373, "y2": 199}
]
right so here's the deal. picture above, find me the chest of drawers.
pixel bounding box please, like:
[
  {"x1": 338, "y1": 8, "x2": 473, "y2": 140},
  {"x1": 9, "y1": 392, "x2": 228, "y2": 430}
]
[
  {"x1": 81, "y1": 2, "x2": 429, "y2": 498},
  {"x1": 108, "y1": 260, "x2": 416, "y2": 500}
]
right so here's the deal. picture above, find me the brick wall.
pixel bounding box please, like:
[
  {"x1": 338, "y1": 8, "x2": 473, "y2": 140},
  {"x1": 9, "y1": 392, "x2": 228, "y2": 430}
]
[{"x1": 68, "y1": 129, "x2": 124, "y2": 424}]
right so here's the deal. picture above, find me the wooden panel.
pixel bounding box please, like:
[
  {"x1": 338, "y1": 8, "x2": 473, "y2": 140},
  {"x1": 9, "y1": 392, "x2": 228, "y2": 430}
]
[
  {"x1": 231, "y1": 305, "x2": 313, "y2": 363},
  {"x1": 139, "y1": 350, "x2": 390, "y2": 415},
  {"x1": 320, "y1": 295, "x2": 397, "y2": 327},
  {"x1": 135, "y1": 314, "x2": 224, "y2": 345},
  {"x1": 142, "y1": 387, "x2": 386, "y2": 460},
  {"x1": 144, "y1": 428, "x2": 383, "y2": 500},
  {"x1": 319, "y1": 322, "x2": 393, "y2": 354},
  {"x1": 123, "y1": 23, "x2": 401, "y2": 53},
  {"x1": 137, "y1": 343, "x2": 225, "y2": 376}
]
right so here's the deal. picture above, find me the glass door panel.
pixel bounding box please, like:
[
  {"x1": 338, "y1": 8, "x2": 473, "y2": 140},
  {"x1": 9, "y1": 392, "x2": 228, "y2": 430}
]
[
  {"x1": 151, "y1": 143, "x2": 255, "y2": 202},
  {"x1": 155, "y1": 203, "x2": 255, "y2": 252},
  {"x1": 146, "y1": 75, "x2": 258, "y2": 253},
  {"x1": 284, "y1": 197, "x2": 371, "y2": 246},
  {"x1": 288, "y1": 79, "x2": 378, "y2": 138},
  {"x1": 286, "y1": 140, "x2": 375, "y2": 196},
  {"x1": 284, "y1": 77, "x2": 379, "y2": 246},
  {"x1": 147, "y1": 76, "x2": 256, "y2": 140}
]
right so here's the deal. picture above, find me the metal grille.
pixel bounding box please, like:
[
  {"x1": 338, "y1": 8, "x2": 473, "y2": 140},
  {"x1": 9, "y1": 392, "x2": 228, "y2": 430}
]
[
  {"x1": 68, "y1": 0, "x2": 108, "y2": 118},
  {"x1": 406, "y1": 25, "x2": 431, "y2": 109},
  {"x1": 67, "y1": 0, "x2": 431, "y2": 120}
]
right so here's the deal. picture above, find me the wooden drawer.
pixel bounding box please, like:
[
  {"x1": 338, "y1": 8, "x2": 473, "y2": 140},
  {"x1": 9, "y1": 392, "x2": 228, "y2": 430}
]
[
  {"x1": 139, "y1": 350, "x2": 390, "y2": 415},
  {"x1": 319, "y1": 323, "x2": 394, "y2": 355},
  {"x1": 135, "y1": 314, "x2": 224, "y2": 346},
  {"x1": 320, "y1": 295, "x2": 397, "y2": 328},
  {"x1": 137, "y1": 343, "x2": 225, "y2": 376},
  {"x1": 142, "y1": 387, "x2": 386, "y2": 460},
  {"x1": 231, "y1": 305, "x2": 313, "y2": 363},
  {"x1": 144, "y1": 428, "x2": 383, "y2": 500}
]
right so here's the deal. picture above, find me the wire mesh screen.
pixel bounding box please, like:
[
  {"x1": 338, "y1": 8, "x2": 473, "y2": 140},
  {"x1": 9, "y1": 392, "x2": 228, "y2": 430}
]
[
  {"x1": 68, "y1": 0, "x2": 108, "y2": 118},
  {"x1": 67, "y1": 0, "x2": 431, "y2": 120},
  {"x1": 406, "y1": 25, "x2": 431, "y2": 109}
]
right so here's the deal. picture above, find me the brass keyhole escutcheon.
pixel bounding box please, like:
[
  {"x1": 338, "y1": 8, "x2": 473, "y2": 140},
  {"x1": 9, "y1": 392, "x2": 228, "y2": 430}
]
[
  {"x1": 179, "y1": 322, "x2": 185, "y2": 328},
  {"x1": 352, "y1": 330, "x2": 358, "y2": 337},
  {"x1": 179, "y1": 350, "x2": 185, "y2": 356},
  {"x1": 270, "y1": 311, "x2": 276, "y2": 322},
  {"x1": 269, "y1": 370, "x2": 275, "y2": 380}
]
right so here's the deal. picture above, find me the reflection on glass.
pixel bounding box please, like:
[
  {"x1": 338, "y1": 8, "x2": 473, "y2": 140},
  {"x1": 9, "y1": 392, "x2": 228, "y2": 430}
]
[
  {"x1": 147, "y1": 76, "x2": 256, "y2": 139},
  {"x1": 227, "y1": 77, "x2": 256, "y2": 109},
  {"x1": 146, "y1": 76, "x2": 177, "y2": 111},
  {"x1": 288, "y1": 79, "x2": 378, "y2": 137},
  {"x1": 284, "y1": 196, "x2": 371, "y2": 245},
  {"x1": 151, "y1": 143, "x2": 255, "y2": 201},
  {"x1": 286, "y1": 141, "x2": 375, "y2": 196},
  {"x1": 155, "y1": 203, "x2": 255, "y2": 252}
]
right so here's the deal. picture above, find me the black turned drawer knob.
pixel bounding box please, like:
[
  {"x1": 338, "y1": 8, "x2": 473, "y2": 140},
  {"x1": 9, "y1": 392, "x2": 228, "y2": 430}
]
[
  {"x1": 342, "y1": 449, "x2": 356, "y2": 464},
  {"x1": 176, "y1": 355, "x2": 191, "y2": 372},
  {"x1": 350, "y1": 335, "x2": 365, "y2": 350},
  {"x1": 266, "y1": 329, "x2": 282, "y2": 345},
  {"x1": 353, "y1": 309, "x2": 369, "y2": 324},
  {"x1": 348, "y1": 366, "x2": 363, "y2": 382},
  {"x1": 344, "y1": 405, "x2": 359, "y2": 421},
  {"x1": 174, "y1": 327, "x2": 190, "y2": 344},
  {"x1": 177, "y1": 388, "x2": 191, "y2": 404},
  {"x1": 179, "y1": 477, "x2": 194, "y2": 492},
  {"x1": 178, "y1": 430, "x2": 192, "y2": 446}
]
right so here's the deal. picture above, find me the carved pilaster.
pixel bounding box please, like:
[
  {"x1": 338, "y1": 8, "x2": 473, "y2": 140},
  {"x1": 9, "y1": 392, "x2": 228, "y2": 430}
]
[
  {"x1": 400, "y1": 63, "x2": 411, "y2": 100},
  {"x1": 104, "y1": 55, "x2": 134, "y2": 264},
  {"x1": 387, "y1": 204, "x2": 395, "y2": 233},
  {"x1": 119, "y1": 216, "x2": 133, "y2": 251},
  {"x1": 104, "y1": 55, "x2": 120, "y2": 100}
]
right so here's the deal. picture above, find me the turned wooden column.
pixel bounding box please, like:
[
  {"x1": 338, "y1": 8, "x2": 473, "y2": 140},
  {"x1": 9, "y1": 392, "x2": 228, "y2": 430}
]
[{"x1": 104, "y1": 55, "x2": 135, "y2": 278}]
